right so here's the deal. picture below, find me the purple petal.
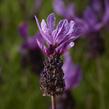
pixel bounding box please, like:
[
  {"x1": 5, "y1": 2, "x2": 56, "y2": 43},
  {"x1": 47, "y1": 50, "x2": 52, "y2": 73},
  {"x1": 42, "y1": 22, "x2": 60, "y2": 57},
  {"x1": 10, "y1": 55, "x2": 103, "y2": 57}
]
[
  {"x1": 74, "y1": 18, "x2": 89, "y2": 36},
  {"x1": 57, "y1": 42, "x2": 74, "y2": 54},
  {"x1": 36, "y1": 33, "x2": 47, "y2": 54},
  {"x1": 41, "y1": 19, "x2": 53, "y2": 43},
  {"x1": 53, "y1": 0, "x2": 65, "y2": 16},
  {"x1": 83, "y1": 6, "x2": 97, "y2": 27},
  {"x1": 54, "y1": 19, "x2": 69, "y2": 43},
  {"x1": 66, "y1": 20, "x2": 75, "y2": 35},
  {"x1": 62, "y1": 52, "x2": 81, "y2": 90},
  {"x1": 47, "y1": 13, "x2": 56, "y2": 31},
  {"x1": 41, "y1": 19, "x2": 48, "y2": 33},
  {"x1": 35, "y1": 16, "x2": 52, "y2": 44},
  {"x1": 27, "y1": 36, "x2": 38, "y2": 49},
  {"x1": 58, "y1": 28, "x2": 79, "y2": 47}
]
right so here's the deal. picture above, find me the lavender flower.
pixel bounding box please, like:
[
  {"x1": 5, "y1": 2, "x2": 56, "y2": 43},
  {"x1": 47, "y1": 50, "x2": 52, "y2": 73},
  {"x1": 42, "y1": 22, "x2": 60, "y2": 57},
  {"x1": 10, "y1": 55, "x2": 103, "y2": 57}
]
[
  {"x1": 83, "y1": 0, "x2": 107, "y2": 58},
  {"x1": 34, "y1": 13, "x2": 80, "y2": 96},
  {"x1": 83, "y1": 0, "x2": 109, "y2": 32},
  {"x1": 53, "y1": 0, "x2": 76, "y2": 20},
  {"x1": 19, "y1": 22, "x2": 39, "y2": 49},
  {"x1": 35, "y1": 13, "x2": 79, "y2": 56},
  {"x1": 83, "y1": 2, "x2": 103, "y2": 32},
  {"x1": 19, "y1": 22, "x2": 43, "y2": 74}
]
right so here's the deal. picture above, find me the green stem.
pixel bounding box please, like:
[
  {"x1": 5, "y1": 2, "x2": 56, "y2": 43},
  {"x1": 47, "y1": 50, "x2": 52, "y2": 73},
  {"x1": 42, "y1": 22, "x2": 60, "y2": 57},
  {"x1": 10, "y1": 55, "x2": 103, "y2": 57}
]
[
  {"x1": 51, "y1": 96, "x2": 56, "y2": 109},
  {"x1": 96, "y1": 58, "x2": 105, "y2": 109}
]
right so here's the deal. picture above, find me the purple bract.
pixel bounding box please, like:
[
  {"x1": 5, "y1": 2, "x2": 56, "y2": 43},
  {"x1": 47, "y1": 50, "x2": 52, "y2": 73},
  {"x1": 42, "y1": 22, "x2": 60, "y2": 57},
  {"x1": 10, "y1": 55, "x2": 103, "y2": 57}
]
[{"x1": 63, "y1": 52, "x2": 81, "y2": 90}]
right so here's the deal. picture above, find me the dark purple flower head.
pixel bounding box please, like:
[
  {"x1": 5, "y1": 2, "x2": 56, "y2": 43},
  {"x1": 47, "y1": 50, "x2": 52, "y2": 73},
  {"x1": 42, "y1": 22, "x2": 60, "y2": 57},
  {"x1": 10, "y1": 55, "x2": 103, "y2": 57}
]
[
  {"x1": 63, "y1": 52, "x2": 81, "y2": 90},
  {"x1": 49, "y1": 52, "x2": 81, "y2": 108},
  {"x1": 35, "y1": 13, "x2": 79, "y2": 56}
]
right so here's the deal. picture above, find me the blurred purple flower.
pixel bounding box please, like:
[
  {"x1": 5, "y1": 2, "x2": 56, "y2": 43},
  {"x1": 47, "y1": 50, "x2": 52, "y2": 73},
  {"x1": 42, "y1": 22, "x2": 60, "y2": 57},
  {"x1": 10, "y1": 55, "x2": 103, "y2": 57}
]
[
  {"x1": 83, "y1": 0, "x2": 107, "y2": 58},
  {"x1": 19, "y1": 22, "x2": 39, "y2": 50},
  {"x1": 63, "y1": 52, "x2": 81, "y2": 90},
  {"x1": 18, "y1": 22, "x2": 43, "y2": 74},
  {"x1": 35, "y1": 13, "x2": 80, "y2": 56},
  {"x1": 53, "y1": 0, "x2": 76, "y2": 20},
  {"x1": 83, "y1": 2, "x2": 103, "y2": 32}
]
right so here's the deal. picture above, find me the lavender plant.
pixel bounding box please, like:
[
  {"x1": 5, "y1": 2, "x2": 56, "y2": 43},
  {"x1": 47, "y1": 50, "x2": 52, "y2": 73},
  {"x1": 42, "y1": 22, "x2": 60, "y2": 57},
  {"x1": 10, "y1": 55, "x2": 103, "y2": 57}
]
[{"x1": 34, "y1": 13, "x2": 80, "y2": 109}]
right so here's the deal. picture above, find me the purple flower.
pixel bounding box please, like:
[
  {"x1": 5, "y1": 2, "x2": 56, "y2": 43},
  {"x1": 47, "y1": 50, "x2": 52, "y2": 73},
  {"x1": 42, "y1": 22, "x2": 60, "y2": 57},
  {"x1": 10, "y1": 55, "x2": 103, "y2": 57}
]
[
  {"x1": 83, "y1": 3, "x2": 103, "y2": 32},
  {"x1": 83, "y1": 0, "x2": 109, "y2": 33},
  {"x1": 18, "y1": 22, "x2": 44, "y2": 74},
  {"x1": 82, "y1": 0, "x2": 107, "y2": 58},
  {"x1": 53, "y1": 0, "x2": 76, "y2": 20},
  {"x1": 19, "y1": 22, "x2": 39, "y2": 50},
  {"x1": 35, "y1": 13, "x2": 79, "y2": 56},
  {"x1": 63, "y1": 52, "x2": 81, "y2": 90}
]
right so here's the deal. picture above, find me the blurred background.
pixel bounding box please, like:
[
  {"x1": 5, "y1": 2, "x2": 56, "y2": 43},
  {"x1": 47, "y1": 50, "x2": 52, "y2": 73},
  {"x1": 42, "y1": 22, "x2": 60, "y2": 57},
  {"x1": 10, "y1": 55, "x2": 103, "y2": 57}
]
[{"x1": 0, "y1": 0, "x2": 109, "y2": 109}]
